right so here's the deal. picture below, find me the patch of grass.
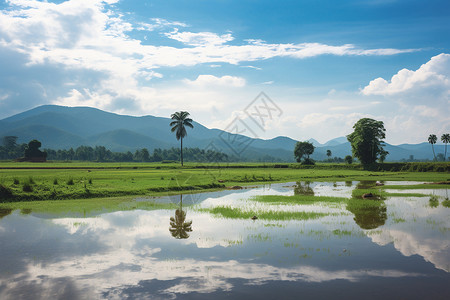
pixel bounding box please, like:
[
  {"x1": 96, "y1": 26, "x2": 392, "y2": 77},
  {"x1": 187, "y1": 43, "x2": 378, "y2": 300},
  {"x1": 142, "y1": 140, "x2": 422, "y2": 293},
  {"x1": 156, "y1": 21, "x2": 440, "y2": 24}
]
[
  {"x1": 392, "y1": 217, "x2": 406, "y2": 224},
  {"x1": 66, "y1": 178, "x2": 74, "y2": 185},
  {"x1": 332, "y1": 229, "x2": 353, "y2": 236},
  {"x1": 0, "y1": 162, "x2": 448, "y2": 203},
  {"x1": 199, "y1": 206, "x2": 328, "y2": 221},
  {"x1": 13, "y1": 178, "x2": 20, "y2": 185},
  {"x1": 442, "y1": 199, "x2": 450, "y2": 208},
  {"x1": 0, "y1": 197, "x2": 178, "y2": 217},
  {"x1": 429, "y1": 195, "x2": 440, "y2": 208},
  {"x1": 250, "y1": 194, "x2": 346, "y2": 205},
  {"x1": 53, "y1": 178, "x2": 58, "y2": 185}
]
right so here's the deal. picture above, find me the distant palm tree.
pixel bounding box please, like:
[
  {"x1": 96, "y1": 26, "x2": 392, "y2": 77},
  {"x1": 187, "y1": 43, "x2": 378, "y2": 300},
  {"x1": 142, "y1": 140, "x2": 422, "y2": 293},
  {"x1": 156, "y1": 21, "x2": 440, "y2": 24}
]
[
  {"x1": 326, "y1": 149, "x2": 332, "y2": 159},
  {"x1": 428, "y1": 134, "x2": 437, "y2": 161},
  {"x1": 441, "y1": 133, "x2": 450, "y2": 161},
  {"x1": 170, "y1": 111, "x2": 194, "y2": 166}
]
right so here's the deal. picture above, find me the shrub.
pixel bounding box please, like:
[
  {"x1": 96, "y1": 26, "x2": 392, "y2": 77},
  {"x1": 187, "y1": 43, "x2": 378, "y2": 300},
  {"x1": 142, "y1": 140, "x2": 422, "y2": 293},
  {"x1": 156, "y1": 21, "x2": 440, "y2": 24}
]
[
  {"x1": 0, "y1": 184, "x2": 13, "y2": 199},
  {"x1": 67, "y1": 178, "x2": 74, "y2": 185},
  {"x1": 13, "y1": 178, "x2": 20, "y2": 185},
  {"x1": 301, "y1": 158, "x2": 315, "y2": 165},
  {"x1": 22, "y1": 183, "x2": 33, "y2": 192},
  {"x1": 53, "y1": 178, "x2": 58, "y2": 185}
]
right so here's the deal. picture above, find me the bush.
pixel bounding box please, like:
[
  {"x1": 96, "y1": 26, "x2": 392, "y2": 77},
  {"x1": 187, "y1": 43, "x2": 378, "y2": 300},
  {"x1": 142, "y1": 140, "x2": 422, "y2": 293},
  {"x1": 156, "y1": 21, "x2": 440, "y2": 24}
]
[
  {"x1": 53, "y1": 178, "x2": 58, "y2": 185},
  {"x1": 0, "y1": 184, "x2": 13, "y2": 200},
  {"x1": 301, "y1": 158, "x2": 315, "y2": 165},
  {"x1": 67, "y1": 178, "x2": 74, "y2": 185},
  {"x1": 22, "y1": 183, "x2": 33, "y2": 192},
  {"x1": 13, "y1": 178, "x2": 20, "y2": 185}
]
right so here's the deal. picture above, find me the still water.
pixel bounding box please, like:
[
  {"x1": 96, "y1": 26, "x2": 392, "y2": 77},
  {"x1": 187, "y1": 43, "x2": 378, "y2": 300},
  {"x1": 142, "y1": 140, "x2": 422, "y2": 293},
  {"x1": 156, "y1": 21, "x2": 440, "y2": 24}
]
[{"x1": 0, "y1": 182, "x2": 449, "y2": 299}]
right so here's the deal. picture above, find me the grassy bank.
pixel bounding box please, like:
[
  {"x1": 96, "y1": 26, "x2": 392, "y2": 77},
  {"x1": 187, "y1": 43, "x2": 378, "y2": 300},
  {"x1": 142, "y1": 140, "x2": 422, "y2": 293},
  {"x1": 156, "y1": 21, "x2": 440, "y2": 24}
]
[{"x1": 0, "y1": 161, "x2": 448, "y2": 202}]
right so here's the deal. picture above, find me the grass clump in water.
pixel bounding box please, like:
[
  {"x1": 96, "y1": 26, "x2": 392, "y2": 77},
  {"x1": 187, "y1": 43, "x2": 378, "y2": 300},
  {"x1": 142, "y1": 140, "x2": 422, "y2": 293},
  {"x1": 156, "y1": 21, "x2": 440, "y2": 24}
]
[
  {"x1": 250, "y1": 194, "x2": 345, "y2": 205},
  {"x1": 200, "y1": 206, "x2": 327, "y2": 221},
  {"x1": 429, "y1": 195, "x2": 440, "y2": 208},
  {"x1": 442, "y1": 199, "x2": 450, "y2": 208}
]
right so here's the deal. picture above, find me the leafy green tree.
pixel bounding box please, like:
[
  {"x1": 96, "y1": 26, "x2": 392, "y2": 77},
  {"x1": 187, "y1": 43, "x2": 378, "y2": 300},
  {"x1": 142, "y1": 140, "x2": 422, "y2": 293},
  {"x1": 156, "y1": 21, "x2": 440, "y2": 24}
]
[
  {"x1": 294, "y1": 141, "x2": 315, "y2": 164},
  {"x1": 24, "y1": 140, "x2": 46, "y2": 161},
  {"x1": 326, "y1": 149, "x2": 332, "y2": 160},
  {"x1": 2, "y1": 136, "x2": 18, "y2": 150},
  {"x1": 347, "y1": 118, "x2": 387, "y2": 167},
  {"x1": 378, "y1": 149, "x2": 388, "y2": 163},
  {"x1": 170, "y1": 111, "x2": 194, "y2": 166},
  {"x1": 344, "y1": 155, "x2": 353, "y2": 164},
  {"x1": 441, "y1": 133, "x2": 449, "y2": 161},
  {"x1": 428, "y1": 134, "x2": 437, "y2": 161}
]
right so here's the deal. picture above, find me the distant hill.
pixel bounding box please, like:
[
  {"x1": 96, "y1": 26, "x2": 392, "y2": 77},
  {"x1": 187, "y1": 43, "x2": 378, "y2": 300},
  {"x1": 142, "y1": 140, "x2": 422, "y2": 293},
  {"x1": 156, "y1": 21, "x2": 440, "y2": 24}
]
[{"x1": 0, "y1": 105, "x2": 446, "y2": 162}]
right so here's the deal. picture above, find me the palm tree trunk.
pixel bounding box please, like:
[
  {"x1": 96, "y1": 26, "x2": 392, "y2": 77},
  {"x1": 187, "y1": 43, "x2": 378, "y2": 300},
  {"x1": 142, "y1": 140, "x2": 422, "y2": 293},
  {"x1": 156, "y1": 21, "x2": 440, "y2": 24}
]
[
  {"x1": 444, "y1": 143, "x2": 447, "y2": 161},
  {"x1": 431, "y1": 144, "x2": 436, "y2": 161},
  {"x1": 181, "y1": 136, "x2": 183, "y2": 166}
]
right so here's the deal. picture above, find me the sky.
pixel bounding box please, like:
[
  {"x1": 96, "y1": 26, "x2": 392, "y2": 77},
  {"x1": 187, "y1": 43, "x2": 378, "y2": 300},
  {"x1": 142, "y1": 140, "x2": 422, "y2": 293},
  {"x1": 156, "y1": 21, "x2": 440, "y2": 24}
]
[{"x1": 0, "y1": 0, "x2": 449, "y2": 145}]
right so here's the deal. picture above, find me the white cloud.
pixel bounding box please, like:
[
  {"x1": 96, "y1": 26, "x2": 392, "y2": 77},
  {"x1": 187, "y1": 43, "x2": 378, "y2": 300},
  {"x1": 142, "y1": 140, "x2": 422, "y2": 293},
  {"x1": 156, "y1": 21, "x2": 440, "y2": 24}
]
[
  {"x1": 362, "y1": 53, "x2": 450, "y2": 96},
  {"x1": 165, "y1": 29, "x2": 234, "y2": 46},
  {"x1": 359, "y1": 54, "x2": 450, "y2": 143},
  {"x1": 240, "y1": 65, "x2": 262, "y2": 70},
  {"x1": 0, "y1": 0, "x2": 430, "y2": 144},
  {"x1": 137, "y1": 18, "x2": 188, "y2": 31},
  {"x1": 183, "y1": 75, "x2": 246, "y2": 88}
]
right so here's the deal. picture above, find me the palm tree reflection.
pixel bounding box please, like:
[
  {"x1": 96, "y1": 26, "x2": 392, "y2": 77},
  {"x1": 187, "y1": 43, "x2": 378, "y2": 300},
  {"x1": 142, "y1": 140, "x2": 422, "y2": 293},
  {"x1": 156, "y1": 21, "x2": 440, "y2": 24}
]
[{"x1": 169, "y1": 194, "x2": 193, "y2": 239}]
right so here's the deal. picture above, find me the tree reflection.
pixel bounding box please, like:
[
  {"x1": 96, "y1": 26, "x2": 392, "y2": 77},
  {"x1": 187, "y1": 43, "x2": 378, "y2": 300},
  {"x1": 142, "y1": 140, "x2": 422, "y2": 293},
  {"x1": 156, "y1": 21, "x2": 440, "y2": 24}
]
[
  {"x1": 0, "y1": 208, "x2": 12, "y2": 219},
  {"x1": 294, "y1": 181, "x2": 314, "y2": 196},
  {"x1": 169, "y1": 194, "x2": 193, "y2": 239},
  {"x1": 356, "y1": 181, "x2": 377, "y2": 189},
  {"x1": 347, "y1": 198, "x2": 387, "y2": 230}
]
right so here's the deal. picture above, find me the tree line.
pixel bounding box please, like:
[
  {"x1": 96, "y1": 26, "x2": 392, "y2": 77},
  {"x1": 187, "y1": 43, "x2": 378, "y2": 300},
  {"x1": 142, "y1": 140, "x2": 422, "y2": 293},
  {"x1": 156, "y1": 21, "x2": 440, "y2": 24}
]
[
  {"x1": 0, "y1": 136, "x2": 231, "y2": 162},
  {"x1": 44, "y1": 146, "x2": 231, "y2": 162}
]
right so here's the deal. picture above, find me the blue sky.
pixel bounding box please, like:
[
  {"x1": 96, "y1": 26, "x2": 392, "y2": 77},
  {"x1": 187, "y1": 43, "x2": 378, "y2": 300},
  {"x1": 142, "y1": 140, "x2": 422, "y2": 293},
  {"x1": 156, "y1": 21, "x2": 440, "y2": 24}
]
[{"x1": 0, "y1": 0, "x2": 449, "y2": 144}]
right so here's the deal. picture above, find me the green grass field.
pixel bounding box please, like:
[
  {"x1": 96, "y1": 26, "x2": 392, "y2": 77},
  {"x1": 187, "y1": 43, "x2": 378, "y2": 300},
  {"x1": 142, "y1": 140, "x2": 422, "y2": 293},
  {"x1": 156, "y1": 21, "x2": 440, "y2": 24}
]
[{"x1": 0, "y1": 161, "x2": 448, "y2": 204}]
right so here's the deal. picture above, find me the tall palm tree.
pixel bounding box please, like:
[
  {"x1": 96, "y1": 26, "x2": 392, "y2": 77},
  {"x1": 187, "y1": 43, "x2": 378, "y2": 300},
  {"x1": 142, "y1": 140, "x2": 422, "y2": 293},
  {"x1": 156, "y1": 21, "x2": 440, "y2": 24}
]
[
  {"x1": 441, "y1": 133, "x2": 449, "y2": 161},
  {"x1": 169, "y1": 195, "x2": 193, "y2": 239},
  {"x1": 170, "y1": 111, "x2": 194, "y2": 166},
  {"x1": 428, "y1": 134, "x2": 437, "y2": 161}
]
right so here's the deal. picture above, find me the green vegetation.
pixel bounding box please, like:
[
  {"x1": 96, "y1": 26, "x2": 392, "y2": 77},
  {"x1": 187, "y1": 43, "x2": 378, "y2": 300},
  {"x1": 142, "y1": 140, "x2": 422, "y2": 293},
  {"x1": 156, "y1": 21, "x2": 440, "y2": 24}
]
[
  {"x1": 250, "y1": 194, "x2": 345, "y2": 205},
  {"x1": 294, "y1": 141, "x2": 315, "y2": 165},
  {"x1": 428, "y1": 134, "x2": 437, "y2": 161},
  {"x1": 170, "y1": 111, "x2": 194, "y2": 166},
  {"x1": 0, "y1": 162, "x2": 448, "y2": 203},
  {"x1": 347, "y1": 118, "x2": 387, "y2": 168},
  {"x1": 199, "y1": 206, "x2": 328, "y2": 221},
  {"x1": 0, "y1": 197, "x2": 177, "y2": 217},
  {"x1": 442, "y1": 133, "x2": 450, "y2": 160},
  {"x1": 346, "y1": 197, "x2": 387, "y2": 230}
]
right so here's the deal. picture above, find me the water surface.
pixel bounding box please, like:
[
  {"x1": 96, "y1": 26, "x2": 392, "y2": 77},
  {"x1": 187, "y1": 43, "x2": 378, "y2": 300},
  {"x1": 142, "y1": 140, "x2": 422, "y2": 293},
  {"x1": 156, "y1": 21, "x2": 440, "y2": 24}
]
[{"x1": 0, "y1": 181, "x2": 448, "y2": 299}]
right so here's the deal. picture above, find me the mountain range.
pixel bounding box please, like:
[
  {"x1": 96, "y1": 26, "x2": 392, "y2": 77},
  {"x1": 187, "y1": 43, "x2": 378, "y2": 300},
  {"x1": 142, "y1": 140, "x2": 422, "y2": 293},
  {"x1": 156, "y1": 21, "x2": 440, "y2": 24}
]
[{"x1": 0, "y1": 105, "x2": 446, "y2": 162}]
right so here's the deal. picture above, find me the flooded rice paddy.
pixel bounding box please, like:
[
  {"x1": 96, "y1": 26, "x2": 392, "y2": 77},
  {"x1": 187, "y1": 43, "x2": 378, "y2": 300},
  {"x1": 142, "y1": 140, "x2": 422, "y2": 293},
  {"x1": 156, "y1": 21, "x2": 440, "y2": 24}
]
[{"x1": 0, "y1": 181, "x2": 449, "y2": 299}]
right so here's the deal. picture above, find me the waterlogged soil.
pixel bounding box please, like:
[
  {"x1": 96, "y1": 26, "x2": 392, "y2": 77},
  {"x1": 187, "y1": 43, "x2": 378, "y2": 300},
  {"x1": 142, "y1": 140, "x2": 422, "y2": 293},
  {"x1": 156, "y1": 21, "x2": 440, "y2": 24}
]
[{"x1": 0, "y1": 181, "x2": 449, "y2": 299}]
